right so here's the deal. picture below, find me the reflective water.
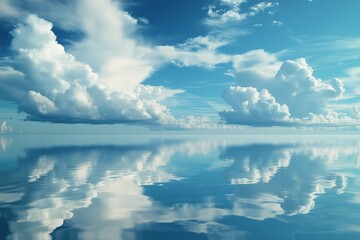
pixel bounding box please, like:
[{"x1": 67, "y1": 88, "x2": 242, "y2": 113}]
[{"x1": 1, "y1": 135, "x2": 360, "y2": 240}]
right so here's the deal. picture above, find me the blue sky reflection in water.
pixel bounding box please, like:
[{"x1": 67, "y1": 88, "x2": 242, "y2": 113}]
[{"x1": 1, "y1": 136, "x2": 360, "y2": 240}]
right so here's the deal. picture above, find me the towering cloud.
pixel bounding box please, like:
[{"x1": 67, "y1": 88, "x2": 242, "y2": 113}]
[
  {"x1": 70, "y1": 0, "x2": 159, "y2": 92},
  {"x1": 0, "y1": 15, "x2": 182, "y2": 124},
  {"x1": 220, "y1": 54, "x2": 346, "y2": 126},
  {"x1": 220, "y1": 86, "x2": 291, "y2": 126}
]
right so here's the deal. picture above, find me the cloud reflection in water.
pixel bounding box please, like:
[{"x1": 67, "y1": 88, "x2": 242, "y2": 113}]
[{"x1": 0, "y1": 138, "x2": 360, "y2": 240}]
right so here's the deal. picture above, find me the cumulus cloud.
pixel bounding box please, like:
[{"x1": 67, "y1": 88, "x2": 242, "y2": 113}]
[
  {"x1": 272, "y1": 59, "x2": 344, "y2": 117},
  {"x1": 304, "y1": 111, "x2": 356, "y2": 126},
  {"x1": 221, "y1": 55, "x2": 348, "y2": 126},
  {"x1": 0, "y1": 14, "x2": 184, "y2": 125},
  {"x1": 231, "y1": 49, "x2": 282, "y2": 81},
  {"x1": 2, "y1": 0, "x2": 237, "y2": 128},
  {"x1": 0, "y1": 1, "x2": 244, "y2": 127},
  {"x1": 220, "y1": 86, "x2": 291, "y2": 126}
]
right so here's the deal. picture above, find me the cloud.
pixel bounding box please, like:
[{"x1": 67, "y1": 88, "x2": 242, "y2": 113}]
[
  {"x1": 250, "y1": 2, "x2": 278, "y2": 14},
  {"x1": 0, "y1": 121, "x2": 12, "y2": 133},
  {"x1": 231, "y1": 49, "x2": 281, "y2": 80},
  {"x1": 272, "y1": 20, "x2": 283, "y2": 26},
  {"x1": 0, "y1": 0, "x2": 20, "y2": 18},
  {"x1": 253, "y1": 23, "x2": 263, "y2": 27},
  {"x1": 0, "y1": 14, "x2": 185, "y2": 125},
  {"x1": 0, "y1": 1, "x2": 244, "y2": 128},
  {"x1": 344, "y1": 66, "x2": 360, "y2": 87},
  {"x1": 0, "y1": 0, "x2": 159, "y2": 92},
  {"x1": 205, "y1": 1, "x2": 277, "y2": 26},
  {"x1": 0, "y1": 66, "x2": 29, "y2": 102},
  {"x1": 69, "y1": 0, "x2": 159, "y2": 92},
  {"x1": 156, "y1": 44, "x2": 231, "y2": 69},
  {"x1": 179, "y1": 34, "x2": 232, "y2": 52},
  {"x1": 272, "y1": 59, "x2": 344, "y2": 117},
  {"x1": 221, "y1": 0, "x2": 247, "y2": 6},
  {"x1": 304, "y1": 111, "x2": 357, "y2": 126},
  {"x1": 155, "y1": 31, "x2": 248, "y2": 69},
  {"x1": 221, "y1": 55, "x2": 348, "y2": 126},
  {"x1": 219, "y1": 87, "x2": 291, "y2": 126}
]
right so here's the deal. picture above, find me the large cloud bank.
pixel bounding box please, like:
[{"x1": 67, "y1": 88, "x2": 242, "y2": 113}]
[
  {"x1": 220, "y1": 51, "x2": 349, "y2": 126},
  {"x1": 1, "y1": 15, "x2": 182, "y2": 124}
]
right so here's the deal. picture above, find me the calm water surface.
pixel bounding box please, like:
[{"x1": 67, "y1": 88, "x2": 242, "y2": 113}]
[{"x1": 1, "y1": 135, "x2": 360, "y2": 240}]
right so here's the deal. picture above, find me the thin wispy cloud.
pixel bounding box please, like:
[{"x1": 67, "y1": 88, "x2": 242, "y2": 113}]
[{"x1": 205, "y1": 0, "x2": 278, "y2": 27}]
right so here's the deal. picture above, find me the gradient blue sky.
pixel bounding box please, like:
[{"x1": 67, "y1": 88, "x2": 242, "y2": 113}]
[{"x1": 1, "y1": 0, "x2": 360, "y2": 134}]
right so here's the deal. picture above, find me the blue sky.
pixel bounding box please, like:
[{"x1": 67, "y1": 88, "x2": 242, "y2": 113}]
[{"x1": 1, "y1": 0, "x2": 360, "y2": 133}]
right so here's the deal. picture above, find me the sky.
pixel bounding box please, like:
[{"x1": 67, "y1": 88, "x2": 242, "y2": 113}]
[{"x1": 1, "y1": 0, "x2": 360, "y2": 134}]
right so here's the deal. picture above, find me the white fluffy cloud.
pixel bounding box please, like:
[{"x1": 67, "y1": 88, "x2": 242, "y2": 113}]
[
  {"x1": 231, "y1": 49, "x2": 281, "y2": 81},
  {"x1": 156, "y1": 44, "x2": 231, "y2": 69},
  {"x1": 220, "y1": 86, "x2": 291, "y2": 126},
  {"x1": 0, "y1": 14, "x2": 183, "y2": 125},
  {"x1": 272, "y1": 59, "x2": 344, "y2": 117},
  {"x1": 0, "y1": 1, "x2": 243, "y2": 127},
  {"x1": 220, "y1": 53, "x2": 348, "y2": 126}
]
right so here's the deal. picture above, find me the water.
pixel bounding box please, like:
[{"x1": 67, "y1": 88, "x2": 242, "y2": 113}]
[{"x1": 1, "y1": 135, "x2": 360, "y2": 240}]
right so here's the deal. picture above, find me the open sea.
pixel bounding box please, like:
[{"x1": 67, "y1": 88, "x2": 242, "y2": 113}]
[{"x1": 1, "y1": 135, "x2": 360, "y2": 240}]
